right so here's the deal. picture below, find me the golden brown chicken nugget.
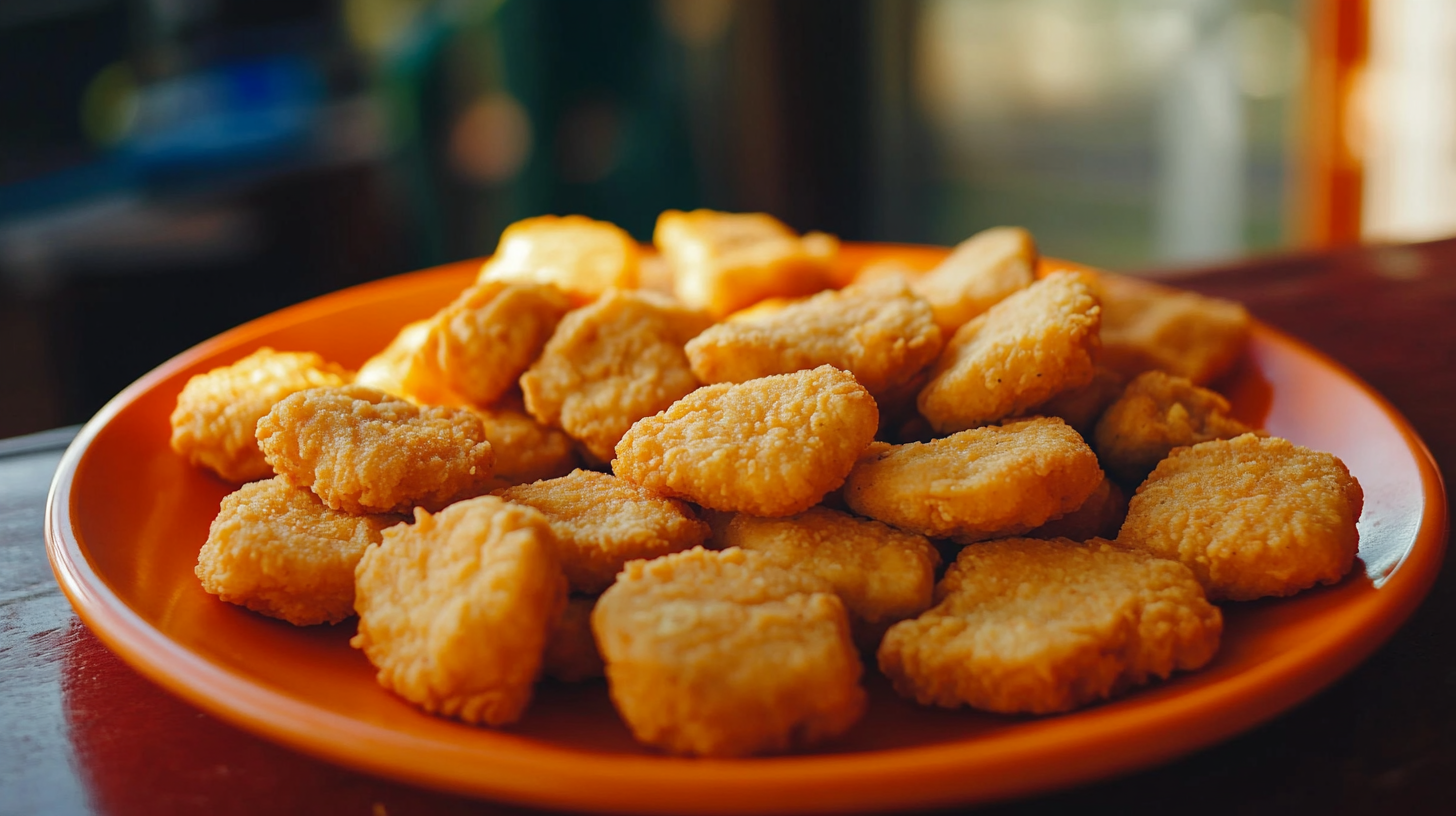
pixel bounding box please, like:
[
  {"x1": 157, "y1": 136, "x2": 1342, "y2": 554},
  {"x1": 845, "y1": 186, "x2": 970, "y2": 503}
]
[
  {"x1": 613, "y1": 366, "x2": 880, "y2": 517},
  {"x1": 878, "y1": 537, "x2": 1221, "y2": 714},
  {"x1": 478, "y1": 214, "x2": 639, "y2": 301},
  {"x1": 843, "y1": 416, "x2": 1102, "y2": 542},
  {"x1": 195, "y1": 477, "x2": 405, "y2": 625},
  {"x1": 520, "y1": 289, "x2": 712, "y2": 463},
  {"x1": 354, "y1": 319, "x2": 462, "y2": 407},
  {"x1": 432, "y1": 280, "x2": 572, "y2": 407},
  {"x1": 1025, "y1": 366, "x2": 1126, "y2": 436},
  {"x1": 654, "y1": 209, "x2": 838, "y2": 318},
  {"x1": 1096, "y1": 273, "x2": 1251, "y2": 385},
  {"x1": 592, "y1": 546, "x2": 865, "y2": 756},
  {"x1": 1117, "y1": 434, "x2": 1363, "y2": 601},
  {"x1": 473, "y1": 401, "x2": 579, "y2": 490},
  {"x1": 717, "y1": 507, "x2": 940, "y2": 647},
  {"x1": 684, "y1": 276, "x2": 943, "y2": 399},
  {"x1": 353, "y1": 497, "x2": 565, "y2": 725},
  {"x1": 1094, "y1": 370, "x2": 1254, "y2": 484},
  {"x1": 911, "y1": 226, "x2": 1037, "y2": 333},
  {"x1": 543, "y1": 595, "x2": 605, "y2": 683},
  {"x1": 496, "y1": 469, "x2": 710, "y2": 593},
  {"x1": 257, "y1": 385, "x2": 495, "y2": 514},
  {"x1": 170, "y1": 347, "x2": 351, "y2": 482},
  {"x1": 1025, "y1": 476, "x2": 1128, "y2": 542},
  {"x1": 918, "y1": 272, "x2": 1101, "y2": 433}
]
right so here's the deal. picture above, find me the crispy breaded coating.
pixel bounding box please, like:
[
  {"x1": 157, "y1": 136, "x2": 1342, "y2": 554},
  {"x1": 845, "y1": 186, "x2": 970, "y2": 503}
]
[
  {"x1": 473, "y1": 400, "x2": 579, "y2": 491},
  {"x1": 478, "y1": 214, "x2": 638, "y2": 301},
  {"x1": 1026, "y1": 476, "x2": 1128, "y2": 542},
  {"x1": 592, "y1": 547, "x2": 865, "y2": 756},
  {"x1": 432, "y1": 281, "x2": 572, "y2": 407},
  {"x1": 718, "y1": 507, "x2": 940, "y2": 647},
  {"x1": 1094, "y1": 371, "x2": 1254, "y2": 484},
  {"x1": 613, "y1": 366, "x2": 880, "y2": 517},
  {"x1": 195, "y1": 477, "x2": 404, "y2": 625},
  {"x1": 1117, "y1": 434, "x2": 1363, "y2": 601},
  {"x1": 170, "y1": 347, "x2": 351, "y2": 482},
  {"x1": 880, "y1": 537, "x2": 1221, "y2": 714},
  {"x1": 917, "y1": 272, "x2": 1101, "y2": 433},
  {"x1": 654, "y1": 209, "x2": 838, "y2": 318},
  {"x1": 520, "y1": 289, "x2": 712, "y2": 463},
  {"x1": 911, "y1": 226, "x2": 1037, "y2": 333},
  {"x1": 496, "y1": 469, "x2": 711, "y2": 593},
  {"x1": 684, "y1": 276, "x2": 943, "y2": 399},
  {"x1": 543, "y1": 596, "x2": 605, "y2": 682},
  {"x1": 354, "y1": 318, "x2": 463, "y2": 407},
  {"x1": 1096, "y1": 273, "x2": 1251, "y2": 385},
  {"x1": 352, "y1": 496, "x2": 566, "y2": 725},
  {"x1": 256, "y1": 385, "x2": 495, "y2": 514},
  {"x1": 1026, "y1": 366, "x2": 1126, "y2": 435},
  {"x1": 843, "y1": 417, "x2": 1103, "y2": 542}
]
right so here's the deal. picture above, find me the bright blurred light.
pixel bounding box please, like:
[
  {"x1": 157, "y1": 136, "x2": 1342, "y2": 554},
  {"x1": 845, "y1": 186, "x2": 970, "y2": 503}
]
[{"x1": 449, "y1": 92, "x2": 533, "y2": 184}]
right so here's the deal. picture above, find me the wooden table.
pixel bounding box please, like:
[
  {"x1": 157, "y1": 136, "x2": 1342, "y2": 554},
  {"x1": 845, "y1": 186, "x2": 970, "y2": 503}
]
[{"x1": 5, "y1": 239, "x2": 1455, "y2": 815}]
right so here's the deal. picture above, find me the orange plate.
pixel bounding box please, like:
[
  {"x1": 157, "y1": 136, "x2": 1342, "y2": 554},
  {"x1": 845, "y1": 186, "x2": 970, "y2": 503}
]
[{"x1": 46, "y1": 245, "x2": 1448, "y2": 814}]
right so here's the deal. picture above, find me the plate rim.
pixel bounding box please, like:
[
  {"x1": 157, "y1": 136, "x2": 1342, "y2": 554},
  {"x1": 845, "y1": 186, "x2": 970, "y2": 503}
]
[{"x1": 44, "y1": 249, "x2": 1450, "y2": 815}]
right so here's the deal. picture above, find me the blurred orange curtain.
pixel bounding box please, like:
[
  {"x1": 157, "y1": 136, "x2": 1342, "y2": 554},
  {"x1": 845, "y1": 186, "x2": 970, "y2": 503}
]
[{"x1": 1294, "y1": 0, "x2": 1368, "y2": 247}]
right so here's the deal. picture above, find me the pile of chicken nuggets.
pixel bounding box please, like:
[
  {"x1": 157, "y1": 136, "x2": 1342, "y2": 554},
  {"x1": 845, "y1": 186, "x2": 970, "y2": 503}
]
[{"x1": 172, "y1": 211, "x2": 1364, "y2": 757}]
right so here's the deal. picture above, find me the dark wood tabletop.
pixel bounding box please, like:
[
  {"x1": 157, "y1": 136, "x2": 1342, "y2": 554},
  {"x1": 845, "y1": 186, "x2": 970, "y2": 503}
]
[{"x1": 5, "y1": 239, "x2": 1456, "y2": 816}]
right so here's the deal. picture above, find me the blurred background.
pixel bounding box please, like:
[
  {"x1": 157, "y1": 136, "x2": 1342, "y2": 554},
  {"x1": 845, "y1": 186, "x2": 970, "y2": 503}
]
[{"x1": 1, "y1": 0, "x2": 1452, "y2": 438}]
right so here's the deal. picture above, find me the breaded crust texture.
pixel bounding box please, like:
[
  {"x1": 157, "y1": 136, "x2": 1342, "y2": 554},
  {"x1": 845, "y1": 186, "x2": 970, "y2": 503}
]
[
  {"x1": 472, "y1": 401, "x2": 579, "y2": 491},
  {"x1": 351, "y1": 496, "x2": 566, "y2": 725},
  {"x1": 256, "y1": 385, "x2": 495, "y2": 514},
  {"x1": 1093, "y1": 370, "x2": 1253, "y2": 484},
  {"x1": 1117, "y1": 434, "x2": 1364, "y2": 601},
  {"x1": 878, "y1": 538, "x2": 1222, "y2": 714},
  {"x1": 843, "y1": 417, "x2": 1103, "y2": 541},
  {"x1": 613, "y1": 366, "x2": 880, "y2": 517},
  {"x1": 1095, "y1": 273, "x2": 1251, "y2": 385},
  {"x1": 496, "y1": 469, "x2": 711, "y2": 594},
  {"x1": 520, "y1": 289, "x2": 712, "y2": 463},
  {"x1": 431, "y1": 281, "x2": 572, "y2": 407},
  {"x1": 195, "y1": 477, "x2": 404, "y2": 625},
  {"x1": 170, "y1": 347, "x2": 351, "y2": 482},
  {"x1": 478, "y1": 214, "x2": 639, "y2": 301},
  {"x1": 918, "y1": 271, "x2": 1101, "y2": 433},
  {"x1": 910, "y1": 225, "x2": 1037, "y2": 333},
  {"x1": 592, "y1": 547, "x2": 865, "y2": 756},
  {"x1": 684, "y1": 276, "x2": 943, "y2": 398}
]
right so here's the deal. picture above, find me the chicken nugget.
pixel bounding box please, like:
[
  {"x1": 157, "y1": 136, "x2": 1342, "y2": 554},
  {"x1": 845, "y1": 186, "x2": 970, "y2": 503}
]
[
  {"x1": 717, "y1": 506, "x2": 940, "y2": 648},
  {"x1": 520, "y1": 289, "x2": 712, "y2": 463},
  {"x1": 496, "y1": 469, "x2": 711, "y2": 593},
  {"x1": 1094, "y1": 370, "x2": 1254, "y2": 484},
  {"x1": 354, "y1": 319, "x2": 462, "y2": 407},
  {"x1": 432, "y1": 280, "x2": 572, "y2": 407},
  {"x1": 478, "y1": 214, "x2": 638, "y2": 301},
  {"x1": 1096, "y1": 273, "x2": 1251, "y2": 385},
  {"x1": 878, "y1": 537, "x2": 1220, "y2": 714},
  {"x1": 257, "y1": 385, "x2": 495, "y2": 514},
  {"x1": 684, "y1": 276, "x2": 943, "y2": 399},
  {"x1": 1025, "y1": 476, "x2": 1128, "y2": 542},
  {"x1": 543, "y1": 595, "x2": 605, "y2": 682},
  {"x1": 195, "y1": 477, "x2": 405, "y2": 625},
  {"x1": 1117, "y1": 434, "x2": 1363, "y2": 601},
  {"x1": 613, "y1": 366, "x2": 880, "y2": 517},
  {"x1": 352, "y1": 496, "x2": 566, "y2": 725},
  {"x1": 473, "y1": 400, "x2": 579, "y2": 490},
  {"x1": 1025, "y1": 366, "x2": 1126, "y2": 436},
  {"x1": 654, "y1": 209, "x2": 838, "y2": 318},
  {"x1": 910, "y1": 226, "x2": 1037, "y2": 333},
  {"x1": 170, "y1": 347, "x2": 351, "y2": 482},
  {"x1": 918, "y1": 272, "x2": 1101, "y2": 433},
  {"x1": 592, "y1": 546, "x2": 865, "y2": 756},
  {"x1": 843, "y1": 416, "x2": 1102, "y2": 542}
]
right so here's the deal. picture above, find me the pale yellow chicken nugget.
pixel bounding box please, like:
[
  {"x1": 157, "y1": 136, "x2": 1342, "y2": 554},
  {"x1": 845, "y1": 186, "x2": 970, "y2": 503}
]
[
  {"x1": 717, "y1": 506, "x2": 940, "y2": 647},
  {"x1": 918, "y1": 272, "x2": 1101, "y2": 433},
  {"x1": 478, "y1": 214, "x2": 638, "y2": 300},
  {"x1": 654, "y1": 209, "x2": 838, "y2": 318},
  {"x1": 843, "y1": 416, "x2": 1103, "y2": 542},
  {"x1": 592, "y1": 546, "x2": 865, "y2": 756},
  {"x1": 195, "y1": 477, "x2": 404, "y2": 625},
  {"x1": 1117, "y1": 434, "x2": 1363, "y2": 601},
  {"x1": 496, "y1": 469, "x2": 710, "y2": 593},
  {"x1": 1094, "y1": 370, "x2": 1254, "y2": 484},
  {"x1": 520, "y1": 289, "x2": 712, "y2": 463},
  {"x1": 543, "y1": 596, "x2": 605, "y2": 682},
  {"x1": 613, "y1": 366, "x2": 879, "y2": 517},
  {"x1": 684, "y1": 276, "x2": 943, "y2": 399},
  {"x1": 878, "y1": 537, "x2": 1221, "y2": 714},
  {"x1": 257, "y1": 385, "x2": 495, "y2": 514},
  {"x1": 352, "y1": 496, "x2": 566, "y2": 725},
  {"x1": 354, "y1": 318, "x2": 462, "y2": 407},
  {"x1": 432, "y1": 280, "x2": 572, "y2": 407},
  {"x1": 911, "y1": 226, "x2": 1037, "y2": 334},
  {"x1": 473, "y1": 399, "x2": 579, "y2": 490},
  {"x1": 170, "y1": 347, "x2": 351, "y2": 482},
  {"x1": 1096, "y1": 273, "x2": 1251, "y2": 385}
]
